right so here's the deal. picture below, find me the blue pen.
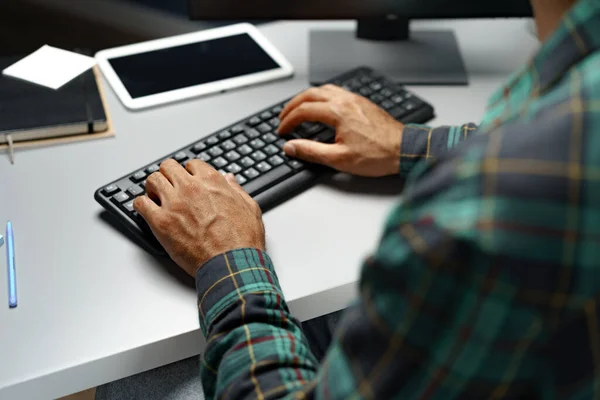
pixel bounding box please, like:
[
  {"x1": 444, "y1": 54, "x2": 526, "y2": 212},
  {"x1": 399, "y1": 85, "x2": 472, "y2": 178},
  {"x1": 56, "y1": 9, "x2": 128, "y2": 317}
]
[{"x1": 6, "y1": 221, "x2": 17, "y2": 308}]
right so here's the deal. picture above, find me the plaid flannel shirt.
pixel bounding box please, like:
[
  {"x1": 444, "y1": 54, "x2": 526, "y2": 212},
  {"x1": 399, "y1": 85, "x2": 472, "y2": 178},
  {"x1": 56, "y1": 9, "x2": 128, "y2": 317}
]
[{"x1": 196, "y1": 1, "x2": 600, "y2": 398}]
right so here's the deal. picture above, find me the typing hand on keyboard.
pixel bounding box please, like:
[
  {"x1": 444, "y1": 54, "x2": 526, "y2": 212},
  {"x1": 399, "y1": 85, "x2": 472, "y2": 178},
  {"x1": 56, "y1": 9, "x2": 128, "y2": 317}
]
[
  {"x1": 133, "y1": 159, "x2": 265, "y2": 275},
  {"x1": 278, "y1": 84, "x2": 406, "y2": 177},
  {"x1": 95, "y1": 67, "x2": 435, "y2": 254}
]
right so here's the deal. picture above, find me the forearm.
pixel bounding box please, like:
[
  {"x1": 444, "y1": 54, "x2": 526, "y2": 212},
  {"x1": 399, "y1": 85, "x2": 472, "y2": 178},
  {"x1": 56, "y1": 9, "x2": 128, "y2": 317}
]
[
  {"x1": 196, "y1": 249, "x2": 319, "y2": 400},
  {"x1": 399, "y1": 123, "x2": 477, "y2": 176}
]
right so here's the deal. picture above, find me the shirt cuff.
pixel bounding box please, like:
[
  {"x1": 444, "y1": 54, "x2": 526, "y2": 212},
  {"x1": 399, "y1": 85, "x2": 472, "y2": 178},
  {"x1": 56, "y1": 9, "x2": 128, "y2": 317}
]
[
  {"x1": 400, "y1": 124, "x2": 432, "y2": 176},
  {"x1": 195, "y1": 248, "x2": 280, "y2": 336}
]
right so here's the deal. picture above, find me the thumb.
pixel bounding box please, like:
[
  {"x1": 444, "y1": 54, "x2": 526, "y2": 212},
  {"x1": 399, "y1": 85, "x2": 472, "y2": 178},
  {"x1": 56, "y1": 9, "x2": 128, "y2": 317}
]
[{"x1": 283, "y1": 139, "x2": 345, "y2": 168}]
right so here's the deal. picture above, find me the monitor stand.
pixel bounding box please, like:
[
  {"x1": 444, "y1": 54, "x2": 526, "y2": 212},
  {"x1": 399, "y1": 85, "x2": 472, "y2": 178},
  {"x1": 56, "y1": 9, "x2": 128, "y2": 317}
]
[{"x1": 309, "y1": 18, "x2": 468, "y2": 86}]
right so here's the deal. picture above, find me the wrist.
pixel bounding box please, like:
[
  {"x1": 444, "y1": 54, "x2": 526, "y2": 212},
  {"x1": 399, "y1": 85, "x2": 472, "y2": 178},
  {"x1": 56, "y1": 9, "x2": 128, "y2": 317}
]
[{"x1": 385, "y1": 123, "x2": 403, "y2": 176}]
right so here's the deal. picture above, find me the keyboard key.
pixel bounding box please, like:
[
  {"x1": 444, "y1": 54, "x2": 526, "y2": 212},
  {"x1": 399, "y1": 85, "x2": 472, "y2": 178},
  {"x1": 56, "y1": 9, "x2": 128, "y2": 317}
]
[
  {"x1": 237, "y1": 144, "x2": 253, "y2": 155},
  {"x1": 242, "y1": 165, "x2": 293, "y2": 196},
  {"x1": 211, "y1": 157, "x2": 228, "y2": 169},
  {"x1": 226, "y1": 163, "x2": 242, "y2": 174},
  {"x1": 260, "y1": 111, "x2": 273, "y2": 120},
  {"x1": 257, "y1": 123, "x2": 272, "y2": 134},
  {"x1": 380, "y1": 88, "x2": 394, "y2": 97},
  {"x1": 256, "y1": 162, "x2": 272, "y2": 173},
  {"x1": 264, "y1": 144, "x2": 279, "y2": 155},
  {"x1": 369, "y1": 82, "x2": 383, "y2": 91},
  {"x1": 191, "y1": 142, "x2": 207, "y2": 154},
  {"x1": 271, "y1": 105, "x2": 284, "y2": 114},
  {"x1": 123, "y1": 200, "x2": 135, "y2": 213},
  {"x1": 391, "y1": 95, "x2": 404, "y2": 104},
  {"x1": 218, "y1": 131, "x2": 231, "y2": 140},
  {"x1": 251, "y1": 150, "x2": 267, "y2": 161},
  {"x1": 359, "y1": 75, "x2": 373, "y2": 84},
  {"x1": 240, "y1": 156, "x2": 255, "y2": 168},
  {"x1": 218, "y1": 169, "x2": 227, "y2": 175},
  {"x1": 275, "y1": 138, "x2": 287, "y2": 149},
  {"x1": 196, "y1": 152, "x2": 211, "y2": 162},
  {"x1": 112, "y1": 192, "x2": 130, "y2": 203},
  {"x1": 173, "y1": 151, "x2": 188, "y2": 162},
  {"x1": 389, "y1": 107, "x2": 408, "y2": 119},
  {"x1": 102, "y1": 184, "x2": 119, "y2": 196},
  {"x1": 127, "y1": 185, "x2": 144, "y2": 197},
  {"x1": 235, "y1": 174, "x2": 247, "y2": 185},
  {"x1": 262, "y1": 133, "x2": 278, "y2": 143},
  {"x1": 222, "y1": 140, "x2": 236, "y2": 151},
  {"x1": 145, "y1": 164, "x2": 160, "y2": 174},
  {"x1": 130, "y1": 170, "x2": 146, "y2": 183},
  {"x1": 243, "y1": 168, "x2": 260, "y2": 180},
  {"x1": 289, "y1": 159, "x2": 305, "y2": 170},
  {"x1": 359, "y1": 87, "x2": 374, "y2": 97},
  {"x1": 206, "y1": 136, "x2": 219, "y2": 145},
  {"x1": 233, "y1": 134, "x2": 248, "y2": 144},
  {"x1": 245, "y1": 128, "x2": 260, "y2": 139},
  {"x1": 268, "y1": 155, "x2": 284, "y2": 166},
  {"x1": 250, "y1": 139, "x2": 266, "y2": 149},
  {"x1": 268, "y1": 117, "x2": 280, "y2": 128},
  {"x1": 221, "y1": 140, "x2": 237, "y2": 151},
  {"x1": 348, "y1": 78, "x2": 362, "y2": 89},
  {"x1": 370, "y1": 94, "x2": 385, "y2": 104},
  {"x1": 230, "y1": 125, "x2": 245, "y2": 134},
  {"x1": 225, "y1": 150, "x2": 241, "y2": 162},
  {"x1": 140, "y1": 180, "x2": 146, "y2": 189},
  {"x1": 303, "y1": 123, "x2": 325, "y2": 137},
  {"x1": 314, "y1": 129, "x2": 335, "y2": 143},
  {"x1": 381, "y1": 100, "x2": 395, "y2": 110},
  {"x1": 208, "y1": 146, "x2": 223, "y2": 157},
  {"x1": 248, "y1": 116, "x2": 262, "y2": 126},
  {"x1": 403, "y1": 101, "x2": 417, "y2": 111}
]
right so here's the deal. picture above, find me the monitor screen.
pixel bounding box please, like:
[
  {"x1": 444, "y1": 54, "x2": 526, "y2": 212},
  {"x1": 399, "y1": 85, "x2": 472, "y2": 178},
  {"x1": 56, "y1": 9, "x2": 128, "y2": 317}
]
[
  {"x1": 188, "y1": 0, "x2": 532, "y2": 20},
  {"x1": 108, "y1": 33, "x2": 281, "y2": 99}
]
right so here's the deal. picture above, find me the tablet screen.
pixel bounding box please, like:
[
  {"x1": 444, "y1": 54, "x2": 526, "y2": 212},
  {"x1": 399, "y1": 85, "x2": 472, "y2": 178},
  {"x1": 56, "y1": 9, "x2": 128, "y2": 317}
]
[{"x1": 107, "y1": 33, "x2": 281, "y2": 99}]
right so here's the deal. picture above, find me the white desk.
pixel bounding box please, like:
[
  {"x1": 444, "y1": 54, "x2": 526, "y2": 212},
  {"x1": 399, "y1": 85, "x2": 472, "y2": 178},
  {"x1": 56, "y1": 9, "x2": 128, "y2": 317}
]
[{"x1": 0, "y1": 20, "x2": 539, "y2": 399}]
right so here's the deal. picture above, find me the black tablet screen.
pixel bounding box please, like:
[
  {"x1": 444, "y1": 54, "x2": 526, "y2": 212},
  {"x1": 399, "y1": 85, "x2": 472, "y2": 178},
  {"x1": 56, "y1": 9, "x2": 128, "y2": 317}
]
[{"x1": 108, "y1": 33, "x2": 281, "y2": 99}]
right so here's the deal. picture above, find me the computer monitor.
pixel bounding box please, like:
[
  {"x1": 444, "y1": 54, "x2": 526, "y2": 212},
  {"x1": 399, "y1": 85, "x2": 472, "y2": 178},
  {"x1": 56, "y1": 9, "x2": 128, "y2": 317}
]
[{"x1": 188, "y1": 0, "x2": 533, "y2": 85}]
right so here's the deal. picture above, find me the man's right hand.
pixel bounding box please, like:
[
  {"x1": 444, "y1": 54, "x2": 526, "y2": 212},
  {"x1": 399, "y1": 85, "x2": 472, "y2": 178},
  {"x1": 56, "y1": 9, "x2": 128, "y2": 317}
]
[{"x1": 278, "y1": 84, "x2": 405, "y2": 177}]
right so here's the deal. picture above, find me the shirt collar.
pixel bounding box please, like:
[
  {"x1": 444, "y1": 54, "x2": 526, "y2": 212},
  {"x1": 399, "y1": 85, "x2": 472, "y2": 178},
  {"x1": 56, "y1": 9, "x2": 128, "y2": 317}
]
[{"x1": 488, "y1": 0, "x2": 600, "y2": 108}]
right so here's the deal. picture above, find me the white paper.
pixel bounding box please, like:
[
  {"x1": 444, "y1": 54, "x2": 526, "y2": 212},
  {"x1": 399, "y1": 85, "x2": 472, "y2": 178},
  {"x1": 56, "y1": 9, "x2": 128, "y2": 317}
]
[{"x1": 2, "y1": 45, "x2": 97, "y2": 90}]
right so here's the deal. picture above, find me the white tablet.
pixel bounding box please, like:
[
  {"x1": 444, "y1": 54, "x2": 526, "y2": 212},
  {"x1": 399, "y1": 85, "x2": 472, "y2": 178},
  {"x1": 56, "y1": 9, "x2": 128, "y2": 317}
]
[{"x1": 95, "y1": 23, "x2": 294, "y2": 110}]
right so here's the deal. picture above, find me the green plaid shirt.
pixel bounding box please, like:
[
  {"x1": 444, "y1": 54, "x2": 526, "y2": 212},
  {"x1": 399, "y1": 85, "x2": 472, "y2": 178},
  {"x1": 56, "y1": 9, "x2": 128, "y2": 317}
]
[{"x1": 196, "y1": 1, "x2": 600, "y2": 398}]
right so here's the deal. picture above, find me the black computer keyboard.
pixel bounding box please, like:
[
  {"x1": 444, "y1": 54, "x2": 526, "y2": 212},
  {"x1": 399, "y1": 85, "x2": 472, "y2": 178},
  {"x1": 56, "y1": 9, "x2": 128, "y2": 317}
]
[{"x1": 95, "y1": 67, "x2": 435, "y2": 254}]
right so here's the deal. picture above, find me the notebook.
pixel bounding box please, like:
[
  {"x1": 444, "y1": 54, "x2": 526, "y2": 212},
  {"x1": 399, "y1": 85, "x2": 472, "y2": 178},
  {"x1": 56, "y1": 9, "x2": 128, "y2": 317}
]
[{"x1": 0, "y1": 55, "x2": 108, "y2": 144}]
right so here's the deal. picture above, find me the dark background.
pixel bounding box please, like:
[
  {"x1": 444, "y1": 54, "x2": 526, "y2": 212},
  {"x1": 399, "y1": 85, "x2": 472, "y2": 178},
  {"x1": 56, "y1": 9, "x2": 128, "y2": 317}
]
[{"x1": 0, "y1": 0, "x2": 531, "y2": 57}]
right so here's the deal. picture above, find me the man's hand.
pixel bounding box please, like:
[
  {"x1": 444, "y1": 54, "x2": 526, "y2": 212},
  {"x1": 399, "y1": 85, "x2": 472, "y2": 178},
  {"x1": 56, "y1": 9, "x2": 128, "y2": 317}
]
[
  {"x1": 278, "y1": 84, "x2": 405, "y2": 177},
  {"x1": 133, "y1": 159, "x2": 265, "y2": 276}
]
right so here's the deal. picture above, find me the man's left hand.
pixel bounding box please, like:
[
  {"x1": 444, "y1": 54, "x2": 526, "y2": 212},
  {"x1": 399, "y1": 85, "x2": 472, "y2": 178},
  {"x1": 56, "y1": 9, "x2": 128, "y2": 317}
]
[{"x1": 133, "y1": 159, "x2": 265, "y2": 277}]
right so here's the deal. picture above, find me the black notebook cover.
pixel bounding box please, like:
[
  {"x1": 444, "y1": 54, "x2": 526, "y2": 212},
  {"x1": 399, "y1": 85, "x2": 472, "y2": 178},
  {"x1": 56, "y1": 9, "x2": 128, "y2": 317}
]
[{"x1": 0, "y1": 55, "x2": 107, "y2": 141}]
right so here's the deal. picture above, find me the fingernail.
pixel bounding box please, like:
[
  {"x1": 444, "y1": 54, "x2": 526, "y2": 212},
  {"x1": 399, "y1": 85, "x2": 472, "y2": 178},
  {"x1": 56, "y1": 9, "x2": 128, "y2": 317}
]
[{"x1": 283, "y1": 143, "x2": 296, "y2": 157}]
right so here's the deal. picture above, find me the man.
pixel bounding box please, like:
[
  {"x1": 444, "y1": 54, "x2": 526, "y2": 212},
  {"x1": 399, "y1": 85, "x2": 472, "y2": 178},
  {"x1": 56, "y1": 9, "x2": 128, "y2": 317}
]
[{"x1": 98, "y1": 0, "x2": 600, "y2": 398}]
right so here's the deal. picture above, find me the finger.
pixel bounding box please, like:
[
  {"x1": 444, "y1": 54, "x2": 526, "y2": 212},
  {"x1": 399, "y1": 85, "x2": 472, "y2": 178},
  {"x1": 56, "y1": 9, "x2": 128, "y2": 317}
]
[
  {"x1": 133, "y1": 195, "x2": 161, "y2": 224},
  {"x1": 279, "y1": 87, "x2": 330, "y2": 121},
  {"x1": 283, "y1": 139, "x2": 346, "y2": 168},
  {"x1": 185, "y1": 159, "x2": 213, "y2": 176},
  {"x1": 278, "y1": 102, "x2": 339, "y2": 135},
  {"x1": 159, "y1": 158, "x2": 188, "y2": 186},
  {"x1": 145, "y1": 171, "x2": 173, "y2": 204},
  {"x1": 225, "y1": 173, "x2": 248, "y2": 197}
]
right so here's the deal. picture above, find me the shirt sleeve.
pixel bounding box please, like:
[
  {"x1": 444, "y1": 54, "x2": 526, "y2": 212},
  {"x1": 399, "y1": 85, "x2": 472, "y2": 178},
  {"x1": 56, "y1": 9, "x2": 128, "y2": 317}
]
[
  {"x1": 196, "y1": 127, "x2": 565, "y2": 399},
  {"x1": 399, "y1": 123, "x2": 477, "y2": 176}
]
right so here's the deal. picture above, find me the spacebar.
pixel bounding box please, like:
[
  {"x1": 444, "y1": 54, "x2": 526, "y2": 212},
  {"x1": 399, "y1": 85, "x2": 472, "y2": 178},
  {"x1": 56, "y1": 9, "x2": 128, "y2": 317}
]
[{"x1": 243, "y1": 165, "x2": 294, "y2": 196}]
